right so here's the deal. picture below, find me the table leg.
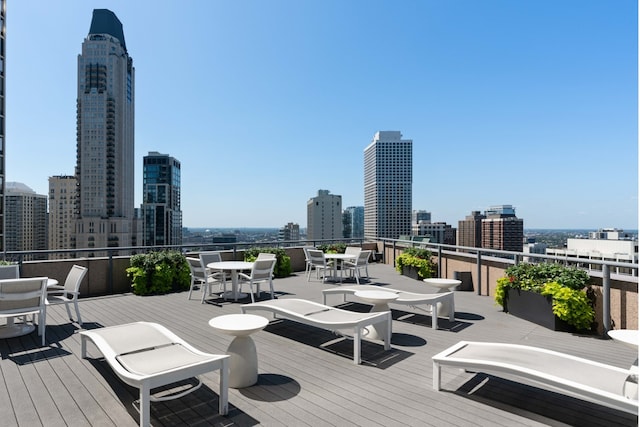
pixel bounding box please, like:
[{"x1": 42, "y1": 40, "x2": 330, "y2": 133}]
[
  {"x1": 436, "y1": 287, "x2": 453, "y2": 316},
  {"x1": 227, "y1": 335, "x2": 259, "y2": 388},
  {"x1": 0, "y1": 316, "x2": 36, "y2": 339}
]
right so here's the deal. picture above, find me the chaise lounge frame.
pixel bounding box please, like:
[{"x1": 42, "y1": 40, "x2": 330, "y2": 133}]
[
  {"x1": 322, "y1": 285, "x2": 455, "y2": 330},
  {"x1": 81, "y1": 322, "x2": 229, "y2": 427},
  {"x1": 432, "y1": 340, "x2": 639, "y2": 415},
  {"x1": 241, "y1": 298, "x2": 392, "y2": 364}
]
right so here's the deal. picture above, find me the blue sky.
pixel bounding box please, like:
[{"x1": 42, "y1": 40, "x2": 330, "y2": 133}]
[{"x1": 7, "y1": 1, "x2": 638, "y2": 229}]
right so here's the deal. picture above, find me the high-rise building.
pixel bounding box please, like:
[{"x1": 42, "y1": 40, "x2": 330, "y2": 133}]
[
  {"x1": 364, "y1": 131, "x2": 412, "y2": 240},
  {"x1": 412, "y1": 210, "x2": 431, "y2": 225},
  {"x1": 278, "y1": 222, "x2": 300, "y2": 243},
  {"x1": 458, "y1": 210, "x2": 486, "y2": 248},
  {"x1": 142, "y1": 152, "x2": 182, "y2": 246},
  {"x1": 74, "y1": 9, "x2": 138, "y2": 253},
  {"x1": 413, "y1": 221, "x2": 457, "y2": 245},
  {"x1": 343, "y1": 206, "x2": 364, "y2": 239},
  {"x1": 481, "y1": 205, "x2": 523, "y2": 252},
  {"x1": 5, "y1": 182, "x2": 47, "y2": 260},
  {"x1": 48, "y1": 176, "x2": 77, "y2": 258},
  {"x1": 0, "y1": 0, "x2": 6, "y2": 255},
  {"x1": 307, "y1": 189, "x2": 342, "y2": 240}
]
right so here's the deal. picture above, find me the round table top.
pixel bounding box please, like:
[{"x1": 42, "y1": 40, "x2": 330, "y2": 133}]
[
  {"x1": 423, "y1": 278, "x2": 462, "y2": 289},
  {"x1": 209, "y1": 314, "x2": 268, "y2": 337},
  {"x1": 355, "y1": 290, "x2": 399, "y2": 304},
  {"x1": 207, "y1": 261, "x2": 254, "y2": 271},
  {"x1": 608, "y1": 329, "x2": 639, "y2": 348}
]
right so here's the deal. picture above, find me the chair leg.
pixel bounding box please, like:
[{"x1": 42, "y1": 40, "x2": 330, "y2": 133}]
[
  {"x1": 64, "y1": 301, "x2": 73, "y2": 321},
  {"x1": 74, "y1": 300, "x2": 83, "y2": 325},
  {"x1": 188, "y1": 278, "x2": 195, "y2": 300}
]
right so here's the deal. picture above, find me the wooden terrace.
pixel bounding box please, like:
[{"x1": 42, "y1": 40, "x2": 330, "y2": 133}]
[{"x1": 0, "y1": 263, "x2": 637, "y2": 426}]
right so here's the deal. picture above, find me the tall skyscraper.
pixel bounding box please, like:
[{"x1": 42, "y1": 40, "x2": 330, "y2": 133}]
[
  {"x1": 343, "y1": 206, "x2": 364, "y2": 239},
  {"x1": 364, "y1": 131, "x2": 412, "y2": 240},
  {"x1": 5, "y1": 182, "x2": 47, "y2": 260},
  {"x1": 458, "y1": 210, "x2": 486, "y2": 248},
  {"x1": 0, "y1": 0, "x2": 6, "y2": 255},
  {"x1": 48, "y1": 176, "x2": 78, "y2": 258},
  {"x1": 74, "y1": 9, "x2": 138, "y2": 253},
  {"x1": 142, "y1": 152, "x2": 182, "y2": 246},
  {"x1": 307, "y1": 189, "x2": 342, "y2": 240},
  {"x1": 481, "y1": 204, "x2": 524, "y2": 252}
]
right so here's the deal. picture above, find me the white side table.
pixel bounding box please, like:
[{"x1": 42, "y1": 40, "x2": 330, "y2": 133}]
[
  {"x1": 209, "y1": 314, "x2": 268, "y2": 388},
  {"x1": 354, "y1": 290, "x2": 398, "y2": 340},
  {"x1": 423, "y1": 278, "x2": 461, "y2": 316}
]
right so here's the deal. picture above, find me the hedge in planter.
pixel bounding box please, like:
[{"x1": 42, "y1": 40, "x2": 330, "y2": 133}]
[
  {"x1": 244, "y1": 247, "x2": 292, "y2": 278},
  {"x1": 127, "y1": 251, "x2": 191, "y2": 296},
  {"x1": 395, "y1": 247, "x2": 437, "y2": 280},
  {"x1": 495, "y1": 263, "x2": 595, "y2": 332}
]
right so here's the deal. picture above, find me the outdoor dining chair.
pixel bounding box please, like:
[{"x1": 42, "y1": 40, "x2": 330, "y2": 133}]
[{"x1": 46, "y1": 264, "x2": 88, "y2": 325}]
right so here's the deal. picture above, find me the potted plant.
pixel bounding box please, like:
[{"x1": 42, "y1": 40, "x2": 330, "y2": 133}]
[
  {"x1": 244, "y1": 247, "x2": 292, "y2": 278},
  {"x1": 126, "y1": 251, "x2": 190, "y2": 296},
  {"x1": 495, "y1": 263, "x2": 595, "y2": 332},
  {"x1": 395, "y1": 247, "x2": 437, "y2": 280},
  {"x1": 318, "y1": 243, "x2": 346, "y2": 254},
  {"x1": 0, "y1": 260, "x2": 19, "y2": 279}
]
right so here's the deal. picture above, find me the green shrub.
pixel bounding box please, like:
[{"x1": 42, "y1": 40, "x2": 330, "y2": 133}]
[
  {"x1": 126, "y1": 251, "x2": 190, "y2": 295},
  {"x1": 395, "y1": 247, "x2": 437, "y2": 279},
  {"x1": 495, "y1": 262, "x2": 594, "y2": 330},
  {"x1": 243, "y1": 247, "x2": 292, "y2": 278},
  {"x1": 317, "y1": 243, "x2": 346, "y2": 254}
]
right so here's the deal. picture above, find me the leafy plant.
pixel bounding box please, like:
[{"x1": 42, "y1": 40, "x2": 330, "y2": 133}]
[
  {"x1": 541, "y1": 282, "x2": 595, "y2": 331},
  {"x1": 395, "y1": 247, "x2": 437, "y2": 279},
  {"x1": 243, "y1": 247, "x2": 292, "y2": 278},
  {"x1": 495, "y1": 262, "x2": 594, "y2": 330},
  {"x1": 318, "y1": 243, "x2": 346, "y2": 254},
  {"x1": 126, "y1": 251, "x2": 190, "y2": 296}
]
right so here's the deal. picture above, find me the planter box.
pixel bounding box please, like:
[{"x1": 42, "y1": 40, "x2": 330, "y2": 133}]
[
  {"x1": 505, "y1": 289, "x2": 574, "y2": 332},
  {"x1": 401, "y1": 266, "x2": 421, "y2": 281}
]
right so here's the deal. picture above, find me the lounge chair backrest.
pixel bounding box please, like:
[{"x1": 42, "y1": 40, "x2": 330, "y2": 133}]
[
  {"x1": 63, "y1": 265, "x2": 88, "y2": 293},
  {"x1": 0, "y1": 277, "x2": 47, "y2": 313},
  {"x1": 345, "y1": 246, "x2": 361, "y2": 256}
]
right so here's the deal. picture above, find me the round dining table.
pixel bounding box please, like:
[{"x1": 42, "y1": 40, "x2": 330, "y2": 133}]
[{"x1": 207, "y1": 261, "x2": 254, "y2": 301}]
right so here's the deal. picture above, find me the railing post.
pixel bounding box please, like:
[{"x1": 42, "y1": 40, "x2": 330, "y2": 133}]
[
  {"x1": 476, "y1": 251, "x2": 482, "y2": 295},
  {"x1": 108, "y1": 251, "x2": 114, "y2": 294},
  {"x1": 437, "y1": 246, "x2": 442, "y2": 278},
  {"x1": 602, "y1": 264, "x2": 611, "y2": 334}
]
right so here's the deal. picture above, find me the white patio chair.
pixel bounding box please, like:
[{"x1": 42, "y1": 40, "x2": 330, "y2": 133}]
[
  {"x1": 187, "y1": 257, "x2": 224, "y2": 303},
  {"x1": 0, "y1": 277, "x2": 48, "y2": 346},
  {"x1": 46, "y1": 265, "x2": 88, "y2": 325},
  {"x1": 306, "y1": 249, "x2": 330, "y2": 282},
  {"x1": 238, "y1": 258, "x2": 277, "y2": 302},
  {"x1": 302, "y1": 246, "x2": 315, "y2": 277},
  {"x1": 343, "y1": 250, "x2": 371, "y2": 284},
  {"x1": 199, "y1": 251, "x2": 228, "y2": 298}
]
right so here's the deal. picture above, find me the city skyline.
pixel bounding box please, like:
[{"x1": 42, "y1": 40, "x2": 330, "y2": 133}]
[{"x1": 7, "y1": 1, "x2": 638, "y2": 230}]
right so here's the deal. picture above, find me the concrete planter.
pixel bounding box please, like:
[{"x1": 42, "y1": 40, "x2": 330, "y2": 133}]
[{"x1": 401, "y1": 266, "x2": 422, "y2": 281}]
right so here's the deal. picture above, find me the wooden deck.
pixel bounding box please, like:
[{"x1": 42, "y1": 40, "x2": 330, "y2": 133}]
[{"x1": 0, "y1": 263, "x2": 637, "y2": 426}]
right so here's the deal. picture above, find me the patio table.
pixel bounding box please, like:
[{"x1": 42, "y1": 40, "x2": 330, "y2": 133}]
[
  {"x1": 207, "y1": 261, "x2": 253, "y2": 301},
  {"x1": 324, "y1": 253, "x2": 357, "y2": 283}
]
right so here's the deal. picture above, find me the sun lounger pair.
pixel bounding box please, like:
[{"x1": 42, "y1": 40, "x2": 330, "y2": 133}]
[
  {"x1": 81, "y1": 322, "x2": 229, "y2": 427},
  {"x1": 433, "y1": 341, "x2": 639, "y2": 415},
  {"x1": 241, "y1": 298, "x2": 392, "y2": 364},
  {"x1": 322, "y1": 285, "x2": 455, "y2": 329}
]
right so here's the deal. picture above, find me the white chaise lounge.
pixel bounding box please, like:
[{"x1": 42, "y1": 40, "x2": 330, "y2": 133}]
[
  {"x1": 241, "y1": 298, "x2": 392, "y2": 364},
  {"x1": 322, "y1": 285, "x2": 455, "y2": 330},
  {"x1": 81, "y1": 322, "x2": 230, "y2": 427},
  {"x1": 432, "y1": 341, "x2": 639, "y2": 415}
]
